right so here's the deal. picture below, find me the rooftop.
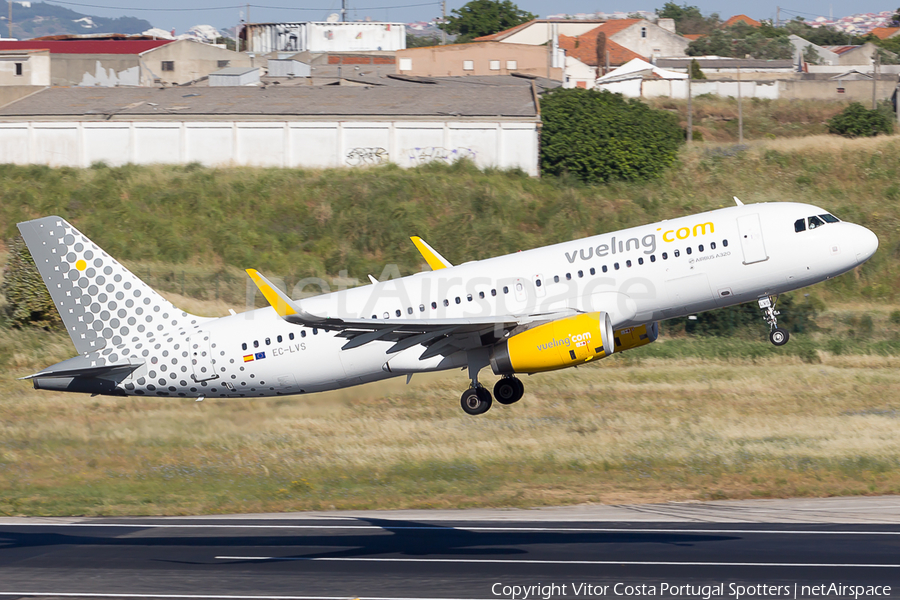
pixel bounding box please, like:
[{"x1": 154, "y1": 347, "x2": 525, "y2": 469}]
[{"x1": 0, "y1": 39, "x2": 172, "y2": 54}]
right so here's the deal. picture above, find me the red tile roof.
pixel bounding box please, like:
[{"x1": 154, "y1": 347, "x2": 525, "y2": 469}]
[
  {"x1": 871, "y1": 27, "x2": 900, "y2": 39},
  {"x1": 683, "y1": 33, "x2": 705, "y2": 41},
  {"x1": 474, "y1": 18, "x2": 641, "y2": 42},
  {"x1": 724, "y1": 14, "x2": 761, "y2": 27},
  {"x1": 558, "y1": 30, "x2": 644, "y2": 66},
  {"x1": 0, "y1": 40, "x2": 172, "y2": 54},
  {"x1": 473, "y1": 20, "x2": 535, "y2": 42}
]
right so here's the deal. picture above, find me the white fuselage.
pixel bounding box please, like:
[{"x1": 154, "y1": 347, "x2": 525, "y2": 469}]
[{"x1": 70, "y1": 202, "x2": 877, "y2": 399}]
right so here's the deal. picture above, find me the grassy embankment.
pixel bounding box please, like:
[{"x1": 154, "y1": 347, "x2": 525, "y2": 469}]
[{"x1": 3, "y1": 134, "x2": 900, "y2": 515}]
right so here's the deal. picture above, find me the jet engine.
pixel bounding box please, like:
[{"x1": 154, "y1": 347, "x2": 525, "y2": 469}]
[
  {"x1": 490, "y1": 312, "x2": 615, "y2": 375},
  {"x1": 613, "y1": 322, "x2": 659, "y2": 353}
]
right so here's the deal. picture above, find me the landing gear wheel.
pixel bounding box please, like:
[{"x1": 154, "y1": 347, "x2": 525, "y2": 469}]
[
  {"x1": 493, "y1": 377, "x2": 524, "y2": 405},
  {"x1": 460, "y1": 386, "x2": 493, "y2": 415},
  {"x1": 769, "y1": 328, "x2": 789, "y2": 346}
]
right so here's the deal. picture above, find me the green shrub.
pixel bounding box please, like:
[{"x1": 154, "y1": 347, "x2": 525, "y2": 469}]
[
  {"x1": 539, "y1": 88, "x2": 685, "y2": 183},
  {"x1": 1, "y1": 236, "x2": 60, "y2": 329},
  {"x1": 826, "y1": 102, "x2": 893, "y2": 137}
]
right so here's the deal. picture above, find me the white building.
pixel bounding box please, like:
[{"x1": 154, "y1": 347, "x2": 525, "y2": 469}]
[{"x1": 244, "y1": 21, "x2": 406, "y2": 54}]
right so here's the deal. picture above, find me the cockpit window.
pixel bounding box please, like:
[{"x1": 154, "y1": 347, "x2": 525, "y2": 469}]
[
  {"x1": 794, "y1": 219, "x2": 806, "y2": 233},
  {"x1": 820, "y1": 213, "x2": 839, "y2": 223},
  {"x1": 808, "y1": 215, "x2": 825, "y2": 229}
]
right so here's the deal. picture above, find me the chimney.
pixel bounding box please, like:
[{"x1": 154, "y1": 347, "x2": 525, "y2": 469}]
[{"x1": 657, "y1": 18, "x2": 676, "y2": 33}]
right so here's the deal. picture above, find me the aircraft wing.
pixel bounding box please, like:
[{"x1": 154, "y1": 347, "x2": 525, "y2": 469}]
[{"x1": 246, "y1": 269, "x2": 568, "y2": 358}]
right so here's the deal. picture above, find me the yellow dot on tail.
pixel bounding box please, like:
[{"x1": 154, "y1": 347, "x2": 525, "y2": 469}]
[{"x1": 75, "y1": 259, "x2": 87, "y2": 271}]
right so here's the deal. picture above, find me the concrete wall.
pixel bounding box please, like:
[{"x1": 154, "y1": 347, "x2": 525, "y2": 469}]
[
  {"x1": 50, "y1": 55, "x2": 140, "y2": 87},
  {"x1": 611, "y1": 23, "x2": 688, "y2": 58},
  {"x1": 396, "y1": 42, "x2": 562, "y2": 79},
  {"x1": 0, "y1": 51, "x2": 49, "y2": 85},
  {"x1": 564, "y1": 55, "x2": 596, "y2": 88},
  {"x1": 778, "y1": 79, "x2": 897, "y2": 101},
  {"x1": 0, "y1": 119, "x2": 539, "y2": 175},
  {"x1": 141, "y1": 40, "x2": 252, "y2": 86},
  {"x1": 601, "y1": 77, "x2": 897, "y2": 102},
  {"x1": 247, "y1": 22, "x2": 406, "y2": 54}
]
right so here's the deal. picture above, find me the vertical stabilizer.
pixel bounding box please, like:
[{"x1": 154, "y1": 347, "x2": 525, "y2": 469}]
[{"x1": 17, "y1": 216, "x2": 207, "y2": 355}]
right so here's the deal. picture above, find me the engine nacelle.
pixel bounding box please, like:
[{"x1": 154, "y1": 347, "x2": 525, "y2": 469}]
[
  {"x1": 613, "y1": 322, "x2": 659, "y2": 353},
  {"x1": 490, "y1": 312, "x2": 615, "y2": 375}
]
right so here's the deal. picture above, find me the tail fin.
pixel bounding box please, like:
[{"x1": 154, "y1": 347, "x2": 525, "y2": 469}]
[{"x1": 17, "y1": 216, "x2": 206, "y2": 355}]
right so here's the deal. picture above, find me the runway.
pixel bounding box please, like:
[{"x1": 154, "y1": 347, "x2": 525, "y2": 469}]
[{"x1": 2, "y1": 497, "x2": 900, "y2": 599}]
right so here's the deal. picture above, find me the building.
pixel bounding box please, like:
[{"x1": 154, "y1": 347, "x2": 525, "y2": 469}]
[
  {"x1": 473, "y1": 19, "x2": 608, "y2": 44},
  {"x1": 396, "y1": 42, "x2": 562, "y2": 79},
  {"x1": 0, "y1": 38, "x2": 250, "y2": 86},
  {"x1": 871, "y1": 27, "x2": 900, "y2": 40},
  {"x1": 0, "y1": 77, "x2": 544, "y2": 174},
  {"x1": 209, "y1": 67, "x2": 260, "y2": 86},
  {"x1": 557, "y1": 29, "x2": 644, "y2": 87},
  {"x1": 0, "y1": 49, "x2": 49, "y2": 85},
  {"x1": 823, "y1": 43, "x2": 879, "y2": 66},
  {"x1": 244, "y1": 22, "x2": 406, "y2": 54},
  {"x1": 723, "y1": 14, "x2": 762, "y2": 28}
]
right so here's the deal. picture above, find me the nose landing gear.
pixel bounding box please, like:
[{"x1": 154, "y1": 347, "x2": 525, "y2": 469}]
[{"x1": 759, "y1": 295, "x2": 790, "y2": 346}]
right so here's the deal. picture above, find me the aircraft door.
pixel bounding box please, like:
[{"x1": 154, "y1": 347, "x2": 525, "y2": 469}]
[
  {"x1": 736, "y1": 213, "x2": 769, "y2": 265},
  {"x1": 189, "y1": 331, "x2": 218, "y2": 382}
]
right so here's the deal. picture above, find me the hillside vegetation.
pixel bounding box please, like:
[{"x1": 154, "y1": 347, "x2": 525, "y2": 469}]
[{"x1": 0, "y1": 134, "x2": 895, "y2": 305}]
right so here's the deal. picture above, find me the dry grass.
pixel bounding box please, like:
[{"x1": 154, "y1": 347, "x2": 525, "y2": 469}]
[{"x1": 3, "y1": 319, "x2": 900, "y2": 515}]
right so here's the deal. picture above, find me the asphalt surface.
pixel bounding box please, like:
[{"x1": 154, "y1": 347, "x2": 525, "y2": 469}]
[{"x1": 2, "y1": 497, "x2": 900, "y2": 599}]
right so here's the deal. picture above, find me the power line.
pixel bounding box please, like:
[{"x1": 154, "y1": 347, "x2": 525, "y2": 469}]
[{"x1": 44, "y1": 0, "x2": 438, "y2": 12}]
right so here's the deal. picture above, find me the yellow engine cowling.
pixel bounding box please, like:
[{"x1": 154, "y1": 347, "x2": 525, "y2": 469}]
[
  {"x1": 490, "y1": 312, "x2": 615, "y2": 374},
  {"x1": 613, "y1": 322, "x2": 659, "y2": 353}
]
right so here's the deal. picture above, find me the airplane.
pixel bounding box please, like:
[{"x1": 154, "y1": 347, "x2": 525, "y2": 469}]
[{"x1": 17, "y1": 199, "x2": 878, "y2": 416}]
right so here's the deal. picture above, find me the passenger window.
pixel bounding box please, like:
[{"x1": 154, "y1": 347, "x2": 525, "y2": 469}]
[
  {"x1": 711, "y1": 242, "x2": 716, "y2": 250},
  {"x1": 253, "y1": 340, "x2": 259, "y2": 348},
  {"x1": 808, "y1": 215, "x2": 825, "y2": 229},
  {"x1": 686, "y1": 247, "x2": 692, "y2": 255},
  {"x1": 242, "y1": 343, "x2": 247, "y2": 351},
  {"x1": 578, "y1": 270, "x2": 583, "y2": 278},
  {"x1": 590, "y1": 267, "x2": 595, "y2": 275},
  {"x1": 614, "y1": 263, "x2": 620, "y2": 270},
  {"x1": 536, "y1": 279, "x2": 542, "y2": 287},
  {"x1": 723, "y1": 240, "x2": 729, "y2": 247},
  {"x1": 650, "y1": 255, "x2": 656, "y2": 262},
  {"x1": 602, "y1": 265, "x2": 608, "y2": 273},
  {"x1": 419, "y1": 304, "x2": 425, "y2": 312},
  {"x1": 383, "y1": 312, "x2": 390, "y2": 319},
  {"x1": 372, "y1": 315, "x2": 377, "y2": 319},
  {"x1": 626, "y1": 260, "x2": 632, "y2": 268},
  {"x1": 432, "y1": 302, "x2": 437, "y2": 309},
  {"x1": 503, "y1": 286, "x2": 509, "y2": 294},
  {"x1": 821, "y1": 213, "x2": 839, "y2": 223},
  {"x1": 455, "y1": 297, "x2": 461, "y2": 304},
  {"x1": 795, "y1": 219, "x2": 806, "y2": 233},
  {"x1": 491, "y1": 289, "x2": 497, "y2": 297},
  {"x1": 443, "y1": 299, "x2": 449, "y2": 307},
  {"x1": 662, "y1": 252, "x2": 668, "y2": 260},
  {"x1": 301, "y1": 330, "x2": 307, "y2": 338},
  {"x1": 698, "y1": 245, "x2": 704, "y2": 252},
  {"x1": 265, "y1": 338, "x2": 271, "y2": 345},
  {"x1": 638, "y1": 257, "x2": 644, "y2": 265},
  {"x1": 467, "y1": 294, "x2": 473, "y2": 302},
  {"x1": 277, "y1": 335, "x2": 283, "y2": 343},
  {"x1": 479, "y1": 291, "x2": 485, "y2": 298},
  {"x1": 313, "y1": 328, "x2": 318, "y2": 335},
  {"x1": 554, "y1": 275, "x2": 559, "y2": 283},
  {"x1": 674, "y1": 250, "x2": 680, "y2": 257},
  {"x1": 407, "y1": 307, "x2": 413, "y2": 314},
  {"x1": 289, "y1": 332, "x2": 294, "y2": 340},
  {"x1": 566, "y1": 273, "x2": 572, "y2": 280},
  {"x1": 396, "y1": 309, "x2": 401, "y2": 317}
]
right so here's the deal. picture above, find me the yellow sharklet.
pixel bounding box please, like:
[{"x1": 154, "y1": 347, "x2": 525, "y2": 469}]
[
  {"x1": 410, "y1": 236, "x2": 453, "y2": 270},
  {"x1": 245, "y1": 269, "x2": 297, "y2": 317}
]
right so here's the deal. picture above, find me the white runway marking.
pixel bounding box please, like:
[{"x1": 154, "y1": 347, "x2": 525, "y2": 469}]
[
  {"x1": 214, "y1": 556, "x2": 900, "y2": 568},
  {"x1": 1, "y1": 522, "x2": 900, "y2": 535}
]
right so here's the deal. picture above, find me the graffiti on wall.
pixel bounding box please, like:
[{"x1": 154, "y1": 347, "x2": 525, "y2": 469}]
[
  {"x1": 345, "y1": 147, "x2": 389, "y2": 166},
  {"x1": 405, "y1": 146, "x2": 477, "y2": 166}
]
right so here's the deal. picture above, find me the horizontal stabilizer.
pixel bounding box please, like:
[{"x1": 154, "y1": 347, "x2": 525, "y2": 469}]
[{"x1": 21, "y1": 362, "x2": 141, "y2": 380}]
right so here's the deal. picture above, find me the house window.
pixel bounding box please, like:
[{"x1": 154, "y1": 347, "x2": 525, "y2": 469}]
[
  {"x1": 14, "y1": 62, "x2": 22, "y2": 76},
  {"x1": 463, "y1": 60, "x2": 474, "y2": 71},
  {"x1": 217, "y1": 60, "x2": 230, "y2": 68},
  {"x1": 161, "y1": 61, "x2": 175, "y2": 72},
  {"x1": 641, "y1": 26, "x2": 647, "y2": 38},
  {"x1": 489, "y1": 60, "x2": 500, "y2": 70},
  {"x1": 399, "y1": 57, "x2": 412, "y2": 71},
  {"x1": 506, "y1": 60, "x2": 517, "y2": 70}
]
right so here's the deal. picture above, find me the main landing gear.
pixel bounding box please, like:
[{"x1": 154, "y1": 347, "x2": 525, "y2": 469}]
[
  {"x1": 759, "y1": 295, "x2": 790, "y2": 346},
  {"x1": 459, "y1": 375, "x2": 525, "y2": 416}
]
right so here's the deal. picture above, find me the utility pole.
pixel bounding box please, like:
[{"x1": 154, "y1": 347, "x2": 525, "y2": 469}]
[
  {"x1": 441, "y1": 0, "x2": 446, "y2": 45},
  {"x1": 873, "y1": 51, "x2": 880, "y2": 110},
  {"x1": 341, "y1": 0, "x2": 347, "y2": 22},
  {"x1": 8, "y1": 0, "x2": 11, "y2": 39},
  {"x1": 687, "y1": 67, "x2": 692, "y2": 144},
  {"x1": 776, "y1": 6, "x2": 780, "y2": 27},
  {"x1": 895, "y1": 75, "x2": 900, "y2": 127},
  {"x1": 246, "y1": 3, "x2": 250, "y2": 25},
  {"x1": 737, "y1": 66, "x2": 743, "y2": 144}
]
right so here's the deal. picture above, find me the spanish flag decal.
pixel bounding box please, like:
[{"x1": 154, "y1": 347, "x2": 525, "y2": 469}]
[{"x1": 243, "y1": 355, "x2": 254, "y2": 362}]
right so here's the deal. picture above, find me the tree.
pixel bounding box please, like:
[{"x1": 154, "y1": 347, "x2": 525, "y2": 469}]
[
  {"x1": 656, "y1": 2, "x2": 720, "y2": 35},
  {"x1": 439, "y1": 0, "x2": 535, "y2": 43},
  {"x1": 540, "y1": 89, "x2": 684, "y2": 184},
  {"x1": 689, "y1": 58, "x2": 706, "y2": 79},
  {"x1": 827, "y1": 102, "x2": 893, "y2": 137},
  {"x1": 406, "y1": 33, "x2": 442, "y2": 47},
  {"x1": 802, "y1": 44, "x2": 821, "y2": 65},
  {"x1": 686, "y1": 22, "x2": 792, "y2": 59}
]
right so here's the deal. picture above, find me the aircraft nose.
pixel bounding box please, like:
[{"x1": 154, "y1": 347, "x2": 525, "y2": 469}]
[{"x1": 855, "y1": 225, "x2": 879, "y2": 265}]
